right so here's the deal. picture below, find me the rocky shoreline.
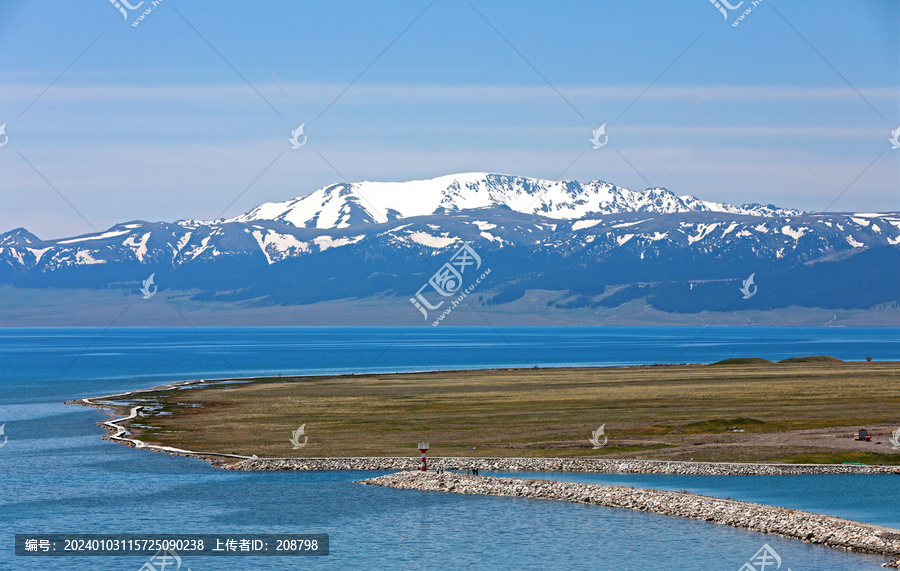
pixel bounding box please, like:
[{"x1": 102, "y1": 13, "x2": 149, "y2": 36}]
[
  {"x1": 361, "y1": 471, "x2": 900, "y2": 568},
  {"x1": 223, "y1": 456, "x2": 899, "y2": 475}
]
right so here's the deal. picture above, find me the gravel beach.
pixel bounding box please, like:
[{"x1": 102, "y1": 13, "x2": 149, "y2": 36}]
[{"x1": 223, "y1": 456, "x2": 898, "y2": 475}]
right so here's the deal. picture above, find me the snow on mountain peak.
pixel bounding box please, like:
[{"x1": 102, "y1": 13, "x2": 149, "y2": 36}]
[
  {"x1": 231, "y1": 173, "x2": 802, "y2": 229},
  {"x1": 0, "y1": 227, "x2": 42, "y2": 246}
]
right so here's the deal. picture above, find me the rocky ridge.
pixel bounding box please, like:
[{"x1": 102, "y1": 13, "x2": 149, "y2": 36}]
[{"x1": 221, "y1": 456, "x2": 898, "y2": 475}]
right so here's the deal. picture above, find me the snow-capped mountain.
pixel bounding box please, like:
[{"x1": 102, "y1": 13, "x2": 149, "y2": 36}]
[
  {"x1": 231, "y1": 173, "x2": 801, "y2": 229},
  {"x1": 0, "y1": 173, "x2": 897, "y2": 318}
]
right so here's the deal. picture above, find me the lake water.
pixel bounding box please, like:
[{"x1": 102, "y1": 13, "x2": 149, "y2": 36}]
[{"x1": 1, "y1": 326, "x2": 898, "y2": 570}]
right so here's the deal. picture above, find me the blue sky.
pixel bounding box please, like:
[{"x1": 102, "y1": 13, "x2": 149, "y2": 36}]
[{"x1": 0, "y1": 0, "x2": 897, "y2": 238}]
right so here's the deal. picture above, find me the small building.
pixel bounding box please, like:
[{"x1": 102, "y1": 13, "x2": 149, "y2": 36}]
[{"x1": 854, "y1": 429, "x2": 868, "y2": 441}]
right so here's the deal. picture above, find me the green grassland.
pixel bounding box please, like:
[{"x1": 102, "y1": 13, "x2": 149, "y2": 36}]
[{"x1": 110, "y1": 360, "x2": 900, "y2": 464}]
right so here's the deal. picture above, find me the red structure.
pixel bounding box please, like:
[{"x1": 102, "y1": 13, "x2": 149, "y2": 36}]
[{"x1": 418, "y1": 442, "x2": 429, "y2": 471}]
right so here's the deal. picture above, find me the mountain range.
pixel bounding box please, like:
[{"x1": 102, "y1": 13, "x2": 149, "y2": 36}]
[{"x1": 1, "y1": 172, "x2": 897, "y2": 323}]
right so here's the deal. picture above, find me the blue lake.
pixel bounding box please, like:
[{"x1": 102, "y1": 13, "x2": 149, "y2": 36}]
[{"x1": 1, "y1": 326, "x2": 898, "y2": 570}]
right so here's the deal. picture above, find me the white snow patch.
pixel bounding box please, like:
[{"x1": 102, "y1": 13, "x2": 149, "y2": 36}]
[
  {"x1": 57, "y1": 229, "x2": 130, "y2": 244},
  {"x1": 251, "y1": 230, "x2": 310, "y2": 264},
  {"x1": 407, "y1": 232, "x2": 457, "y2": 249},
  {"x1": 176, "y1": 232, "x2": 193, "y2": 252},
  {"x1": 188, "y1": 236, "x2": 212, "y2": 259},
  {"x1": 572, "y1": 220, "x2": 602, "y2": 231},
  {"x1": 850, "y1": 217, "x2": 870, "y2": 227},
  {"x1": 780, "y1": 226, "x2": 807, "y2": 240},
  {"x1": 612, "y1": 218, "x2": 651, "y2": 228},
  {"x1": 74, "y1": 250, "x2": 106, "y2": 265},
  {"x1": 616, "y1": 234, "x2": 634, "y2": 246},
  {"x1": 26, "y1": 247, "x2": 51, "y2": 263},
  {"x1": 846, "y1": 236, "x2": 864, "y2": 248},
  {"x1": 753, "y1": 224, "x2": 769, "y2": 233},
  {"x1": 472, "y1": 220, "x2": 497, "y2": 231},
  {"x1": 123, "y1": 232, "x2": 152, "y2": 262},
  {"x1": 5, "y1": 248, "x2": 24, "y2": 265},
  {"x1": 314, "y1": 234, "x2": 366, "y2": 251},
  {"x1": 380, "y1": 224, "x2": 413, "y2": 236},
  {"x1": 688, "y1": 223, "x2": 719, "y2": 244}
]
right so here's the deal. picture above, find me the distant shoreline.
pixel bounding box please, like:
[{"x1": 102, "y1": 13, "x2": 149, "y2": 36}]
[{"x1": 7, "y1": 284, "x2": 900, "y2": 327}]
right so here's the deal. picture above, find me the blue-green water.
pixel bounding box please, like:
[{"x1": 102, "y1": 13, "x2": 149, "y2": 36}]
[{"x1": 1, "y1": 327, "x2": 898, "y2": 570}]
